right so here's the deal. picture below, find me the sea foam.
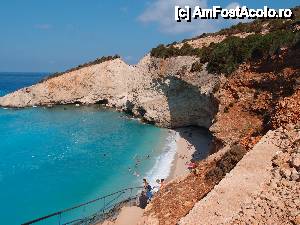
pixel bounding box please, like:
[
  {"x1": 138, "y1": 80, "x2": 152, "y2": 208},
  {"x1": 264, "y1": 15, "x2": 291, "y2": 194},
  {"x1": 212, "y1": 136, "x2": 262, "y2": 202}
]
[{"x1": 146, "y1": 130, "x2": 179, "y2": 186}]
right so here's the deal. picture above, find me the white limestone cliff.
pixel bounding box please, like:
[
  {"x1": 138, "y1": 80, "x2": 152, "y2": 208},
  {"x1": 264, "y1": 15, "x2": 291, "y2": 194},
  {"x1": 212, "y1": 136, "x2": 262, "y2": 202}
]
[{"x1": 0, "y1": 55, "x2": 219, "y2": 128}]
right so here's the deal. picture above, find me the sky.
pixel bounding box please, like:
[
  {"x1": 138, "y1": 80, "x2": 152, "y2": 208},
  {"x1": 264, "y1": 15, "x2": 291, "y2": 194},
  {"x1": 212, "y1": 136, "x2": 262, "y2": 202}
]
[{"x1": 0, "y1": 0, "x2": 298, "y2": 72}]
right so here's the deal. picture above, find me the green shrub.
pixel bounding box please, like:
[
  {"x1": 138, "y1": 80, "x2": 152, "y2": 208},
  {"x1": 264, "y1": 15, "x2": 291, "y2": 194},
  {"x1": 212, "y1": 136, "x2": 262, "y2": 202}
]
[
  {"x1": 202, "y1": 30, "x2": 297, "y2": 75},
  {"x1": 150, "y1": 7, "x2": 300, "y2": 75},
  {"x1": 166, "y1": 41, "x2": 178, "y2": 47},
  {"x1": 215, "y1": 6, "x2": 300, "y2": 36},
  {"x1": 151, "y1": 30, "x2": 298, "y2": 75},
  {"x1": 150, "y1": 43, "x2": 201, "y2": 58},
  {"x1": 190, "y1": 61, "x2": 203, "y2": 72},
  {"x1": 179, "y1": 43, "x2": 202, "y2": 57},
  {"x1": 217, "y1": 20, "x2": 264, "y2": 36}
]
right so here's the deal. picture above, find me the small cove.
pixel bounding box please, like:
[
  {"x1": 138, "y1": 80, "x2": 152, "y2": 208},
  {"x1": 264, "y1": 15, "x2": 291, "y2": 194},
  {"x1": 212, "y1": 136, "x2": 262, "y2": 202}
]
[{"x1": 0, "y1": 72, "x2": 213, "y2": 225}]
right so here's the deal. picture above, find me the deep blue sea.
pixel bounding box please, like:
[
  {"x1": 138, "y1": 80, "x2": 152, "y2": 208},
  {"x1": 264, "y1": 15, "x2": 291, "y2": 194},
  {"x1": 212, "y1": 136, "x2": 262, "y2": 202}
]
[{"x1": 0, "y1": 73, "x2": 175, "y2": 225}]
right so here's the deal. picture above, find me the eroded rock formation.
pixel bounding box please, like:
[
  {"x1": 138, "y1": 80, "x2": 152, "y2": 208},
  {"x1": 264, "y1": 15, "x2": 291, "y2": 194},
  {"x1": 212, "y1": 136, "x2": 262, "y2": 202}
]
[{"x1": 0, "y1": 55, "x2": 218, "y2": 128}]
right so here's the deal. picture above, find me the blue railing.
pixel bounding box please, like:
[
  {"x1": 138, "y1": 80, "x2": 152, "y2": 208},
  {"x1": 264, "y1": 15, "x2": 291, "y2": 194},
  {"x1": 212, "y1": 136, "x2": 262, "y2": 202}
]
[{"x1": 22, "y1": 186, "x2": 144, "y2": 225}]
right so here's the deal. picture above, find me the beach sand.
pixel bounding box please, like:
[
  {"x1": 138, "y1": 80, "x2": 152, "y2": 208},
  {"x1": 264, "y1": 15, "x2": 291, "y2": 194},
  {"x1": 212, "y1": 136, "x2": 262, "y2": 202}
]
[
  {"x1": 168, "y1": 127, "x2": 213, "y2": 180},
  {"x1": 101, "y1": 206, "x2": 144, "y2": 225},
  {"x1": 99, "y1": 127, "x2": 212, "y2": 225}
]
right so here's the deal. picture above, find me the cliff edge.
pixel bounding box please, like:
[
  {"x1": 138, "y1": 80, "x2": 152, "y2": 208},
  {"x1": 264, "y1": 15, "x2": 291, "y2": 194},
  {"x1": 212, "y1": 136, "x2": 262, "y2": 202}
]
[{"x1": 0, "y1": 55, "x2": 218, "y2": 128}]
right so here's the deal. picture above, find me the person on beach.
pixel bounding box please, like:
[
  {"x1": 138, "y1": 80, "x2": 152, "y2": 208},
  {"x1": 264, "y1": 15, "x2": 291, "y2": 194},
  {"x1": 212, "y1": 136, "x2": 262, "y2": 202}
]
[
  {"x1": 143, "y1": 179, "x2": 153, "y2": 200},
  {"x1": 153, "y1": 179, "x2": 161, "y2": 193},
  {"x1": 187, "y1": 160, "x2": 197, "y2": 174},
  {"x1": 137, "y1": 191, "x2": 148, "y2": 209},
  {"x1": 160, "y1": 179, "x2": 165, "y2": 189},
  {"x1": 143, "y1": 178, "x2": 150, "y2": 188}
]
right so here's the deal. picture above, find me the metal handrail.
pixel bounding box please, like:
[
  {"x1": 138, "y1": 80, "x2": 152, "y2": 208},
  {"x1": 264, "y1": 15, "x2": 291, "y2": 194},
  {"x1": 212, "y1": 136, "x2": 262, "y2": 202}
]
[{"x1": 22, "y1": 186, "x2": 143, "y2": 225}]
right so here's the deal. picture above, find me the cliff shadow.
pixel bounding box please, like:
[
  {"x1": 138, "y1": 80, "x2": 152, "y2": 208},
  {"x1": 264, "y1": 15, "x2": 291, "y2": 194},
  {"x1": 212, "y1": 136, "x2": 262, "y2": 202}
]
[
  {"x1": 152, "y1": 75, "x2": 218, "y2": 129},
  {"x1": 175, "y1": 126, "x2": 214, "y2": 161},
  {"x1": 251, "y1": 45, "x2": 300, "y2": 73},
  {"x1": 152, "y1": 76, "x2": 218, "y2": 162}
]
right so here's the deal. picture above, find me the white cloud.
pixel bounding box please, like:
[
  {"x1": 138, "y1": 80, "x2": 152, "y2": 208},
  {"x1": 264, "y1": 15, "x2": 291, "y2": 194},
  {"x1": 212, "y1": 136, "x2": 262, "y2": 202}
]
[
  {"x1": 225, "y1": 2, "x2": 252, "y2": 25},
  {"x1": 139, "y1": 0, "x2": 213, "y2": 34},
  {"x1": 34, "y1": 24, "x2": 52, "y2": 30},
  {"x1": 138, "y1": 0, "x2": 248, "y2": 35}
]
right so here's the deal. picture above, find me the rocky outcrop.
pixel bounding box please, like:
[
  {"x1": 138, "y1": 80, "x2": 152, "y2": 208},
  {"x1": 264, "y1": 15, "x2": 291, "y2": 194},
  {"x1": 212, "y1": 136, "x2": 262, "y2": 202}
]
[
  {"x1": 136, "y1": 41, "x2": 299, "y2": 224},
  {"x1": 179, "y1": 129, "x2": 280, "y2": 225},
  {"x1": 0, "y1": 59, "x2": 135, "y2": 108},
  {"x1": 210, "y1": 47, "x2": 300, "y2": 148},
  {"x1": 228, "y1": 125, "x2": 300, "y2": 225},
  {"x1": 0, "y1": 55, "x2": 218, "y2": 128},
  {"x1": 179, "y1": 124, "x2": 300, "y2": 225}
]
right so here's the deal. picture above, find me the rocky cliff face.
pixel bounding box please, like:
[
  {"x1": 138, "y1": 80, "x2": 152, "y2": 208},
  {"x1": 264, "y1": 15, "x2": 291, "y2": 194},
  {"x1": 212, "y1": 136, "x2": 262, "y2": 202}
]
[
  {"x1": 0, "y1": 55, "x2": 219, "y2": 128},
  {"x1": 1, "y1": 10, "x2": 298, "y2": 136},
  {"x1": 210, "y1": 47, "x2": 300, "y2": 147}
]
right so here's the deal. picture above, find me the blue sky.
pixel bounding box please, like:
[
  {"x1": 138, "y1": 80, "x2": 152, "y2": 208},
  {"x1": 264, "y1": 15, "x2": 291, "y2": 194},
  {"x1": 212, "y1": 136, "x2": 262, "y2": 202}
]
[{"x1": 0, "y1": 0, "x2": 298, "y2": 72}]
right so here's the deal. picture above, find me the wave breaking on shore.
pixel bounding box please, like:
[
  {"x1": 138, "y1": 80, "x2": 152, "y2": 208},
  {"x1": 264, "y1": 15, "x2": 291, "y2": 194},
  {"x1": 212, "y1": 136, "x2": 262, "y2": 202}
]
[{"x1": 145, "y1": 130, "x2": 179, "y2": 186}]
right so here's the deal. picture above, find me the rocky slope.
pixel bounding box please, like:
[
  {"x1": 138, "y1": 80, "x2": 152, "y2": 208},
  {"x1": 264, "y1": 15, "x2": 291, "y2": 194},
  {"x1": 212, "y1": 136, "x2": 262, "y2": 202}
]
[
  {"x1": 228, "y1": 125, "x2": 300, "y2": 225},
  {"x1": 210, "y1": 46, "x2": 300, "y2": 148},
  {"x1": 0, "y1": 55, "x2": 218, "y2": 128},
  {"x1": 180, "y1": 124, "x2": 300, "y2": 225},
  {"x1": 138, "y1": 40, "x2": 299, "y2": 225}
]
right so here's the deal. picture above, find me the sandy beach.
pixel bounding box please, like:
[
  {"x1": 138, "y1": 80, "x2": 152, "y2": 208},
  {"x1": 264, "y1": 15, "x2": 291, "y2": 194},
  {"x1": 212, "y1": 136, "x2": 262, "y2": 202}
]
[
  {"x1": 168, "y1": 127, "x2": 212, "y2": 180},
  {"x1": 101, "y1": 206, "x2": 144, "y2": 225},
  {"x1": 100, "y1": 127, "x2": 212, "y2": 225}
]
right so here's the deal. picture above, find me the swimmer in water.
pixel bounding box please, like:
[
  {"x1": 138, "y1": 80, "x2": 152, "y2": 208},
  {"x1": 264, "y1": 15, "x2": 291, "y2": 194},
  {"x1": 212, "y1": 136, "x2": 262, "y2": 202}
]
[
  {"x1": 133, "y1": 171, "x2": 140, "y2": 177},
  {"x1": 135, "y1": 159, "x2": 141, "y2": 167}
]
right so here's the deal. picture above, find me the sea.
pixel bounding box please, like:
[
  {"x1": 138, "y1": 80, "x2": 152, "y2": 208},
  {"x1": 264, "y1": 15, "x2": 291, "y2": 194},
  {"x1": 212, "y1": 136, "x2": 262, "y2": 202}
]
[{"x1": 0, "y1": 72, "x2": 178, "y2": 225}]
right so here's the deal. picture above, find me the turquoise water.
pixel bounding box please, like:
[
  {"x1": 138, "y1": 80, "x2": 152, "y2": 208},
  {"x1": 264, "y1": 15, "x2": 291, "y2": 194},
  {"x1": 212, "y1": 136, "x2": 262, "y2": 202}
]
[{"x1": 0, "y1": 73, "x2": 171, "y2": 225}]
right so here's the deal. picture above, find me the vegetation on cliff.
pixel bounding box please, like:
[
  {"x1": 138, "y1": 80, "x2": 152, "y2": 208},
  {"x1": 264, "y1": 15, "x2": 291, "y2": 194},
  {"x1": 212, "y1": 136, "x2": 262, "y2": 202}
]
[
  {"x1": 218, "y1": 7, "x2": 300, "y2": 35},
  {"x1": 190, "y1": 61, "x2": 203, "y2": 72},
  {"x1": 181, "y1": 6, "x2": 300, "y2": 42},
  {"x1": 151, "y1": 6, "x2": 300, "y2": 75},
  {"x1": 151, "y1": 30, "x2": 299, "y2": 75},
  {"x1": 150, "y1": 43, "x2": 201, "y2": 58},
  {"x1": 201, "y1": 30, "x2": 299, "y2": 75}
]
